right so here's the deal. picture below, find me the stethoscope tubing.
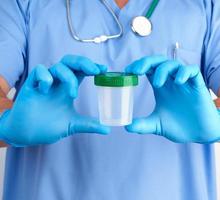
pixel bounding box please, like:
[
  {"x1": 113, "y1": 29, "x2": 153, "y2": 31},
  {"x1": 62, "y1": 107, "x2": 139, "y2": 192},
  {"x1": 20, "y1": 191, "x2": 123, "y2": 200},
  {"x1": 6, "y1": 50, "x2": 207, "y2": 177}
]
[{"x1": 66, "y1": 0, "x2": 123, "y2": 43}]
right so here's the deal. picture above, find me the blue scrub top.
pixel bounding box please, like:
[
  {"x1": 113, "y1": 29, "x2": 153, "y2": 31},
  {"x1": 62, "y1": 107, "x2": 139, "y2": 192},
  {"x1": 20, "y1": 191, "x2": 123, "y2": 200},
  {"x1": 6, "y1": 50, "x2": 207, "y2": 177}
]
[{"x1": 1, "y1": 0, "x2": 220, "y2": 199}]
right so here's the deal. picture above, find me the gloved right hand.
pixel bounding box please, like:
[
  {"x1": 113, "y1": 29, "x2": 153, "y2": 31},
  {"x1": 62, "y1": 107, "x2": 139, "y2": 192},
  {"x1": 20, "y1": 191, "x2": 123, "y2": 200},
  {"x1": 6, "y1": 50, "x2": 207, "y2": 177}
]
[
  {"x1": 0, "y1": 55, "x2": 110, "y2": 147},
  {"x1": 125, "y1": 56, "x2": 220, "y2": 143}
]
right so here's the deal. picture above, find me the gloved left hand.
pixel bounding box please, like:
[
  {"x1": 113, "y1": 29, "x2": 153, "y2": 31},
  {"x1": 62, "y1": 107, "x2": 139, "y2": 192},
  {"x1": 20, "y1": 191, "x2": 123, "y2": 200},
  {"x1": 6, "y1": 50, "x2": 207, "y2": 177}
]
[
  {"x1": 0, "y1": 55, "x2": 110, "y2": 147},
  {"x1": 125, "y1": 56, "x2": 220, "y2": 143}
]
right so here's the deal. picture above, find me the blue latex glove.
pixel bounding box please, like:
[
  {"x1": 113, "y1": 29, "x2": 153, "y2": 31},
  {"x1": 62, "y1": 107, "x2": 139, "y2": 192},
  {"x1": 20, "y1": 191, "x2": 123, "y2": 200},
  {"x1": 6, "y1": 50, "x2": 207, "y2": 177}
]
[
  {"x1": 125, "y1": 56, "x2": 220, "y2": 143},
  {"x1": 0, "y1": 55, "x2": 110, "y2": 147}
]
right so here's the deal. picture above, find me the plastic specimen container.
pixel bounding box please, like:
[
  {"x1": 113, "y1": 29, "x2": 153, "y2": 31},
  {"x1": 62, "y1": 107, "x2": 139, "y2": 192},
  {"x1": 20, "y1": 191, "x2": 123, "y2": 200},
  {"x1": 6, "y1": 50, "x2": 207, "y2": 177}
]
[{"x1": 94, "y1": 72, "x2": 138, "y2": 126}]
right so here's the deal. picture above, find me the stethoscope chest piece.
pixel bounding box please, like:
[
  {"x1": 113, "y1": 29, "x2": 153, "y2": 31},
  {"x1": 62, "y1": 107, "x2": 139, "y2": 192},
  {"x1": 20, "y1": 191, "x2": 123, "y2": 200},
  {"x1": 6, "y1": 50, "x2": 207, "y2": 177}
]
[{"x1": 131, "y1": 16, "x2": 152, "y2": 37}]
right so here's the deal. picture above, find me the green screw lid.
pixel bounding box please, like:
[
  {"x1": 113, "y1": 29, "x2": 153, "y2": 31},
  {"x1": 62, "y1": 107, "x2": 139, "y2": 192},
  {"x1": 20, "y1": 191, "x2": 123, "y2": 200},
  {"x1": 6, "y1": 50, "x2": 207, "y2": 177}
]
[{"x1": 94, "y1": 72, "x2": 138, "y2": 87}]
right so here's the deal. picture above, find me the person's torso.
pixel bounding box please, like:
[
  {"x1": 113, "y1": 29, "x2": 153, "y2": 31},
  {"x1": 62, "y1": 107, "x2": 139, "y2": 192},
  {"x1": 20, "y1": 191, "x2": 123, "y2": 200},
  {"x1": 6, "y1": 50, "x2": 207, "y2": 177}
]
[{"x1": 3, "y1": 0, "x2": 217, "y2": 199}]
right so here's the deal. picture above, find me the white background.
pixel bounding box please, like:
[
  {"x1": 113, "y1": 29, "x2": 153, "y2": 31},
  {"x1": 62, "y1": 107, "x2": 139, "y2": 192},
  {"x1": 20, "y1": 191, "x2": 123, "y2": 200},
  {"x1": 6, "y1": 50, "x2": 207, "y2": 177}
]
[{"x1": 0, "y1": 149, "x2": 6, "y2": 199}]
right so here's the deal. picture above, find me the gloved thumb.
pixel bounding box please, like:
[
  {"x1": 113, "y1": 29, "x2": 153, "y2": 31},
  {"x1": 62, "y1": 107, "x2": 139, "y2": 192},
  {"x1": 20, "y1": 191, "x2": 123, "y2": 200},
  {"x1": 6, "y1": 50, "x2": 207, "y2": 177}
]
[
  {"x1": 69, "y1": 116, "x2": 111, "y2": 135},
  {"x1": 125, "y1": 113, "x2": 161, "y2": 135}
]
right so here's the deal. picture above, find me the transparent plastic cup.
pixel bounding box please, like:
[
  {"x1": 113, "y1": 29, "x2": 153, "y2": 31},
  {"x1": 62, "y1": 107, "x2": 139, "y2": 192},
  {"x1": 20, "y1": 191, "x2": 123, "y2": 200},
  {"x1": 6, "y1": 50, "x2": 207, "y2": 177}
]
[{"x1": 94, "y1": 72, "x2": 138, "y2": 126}]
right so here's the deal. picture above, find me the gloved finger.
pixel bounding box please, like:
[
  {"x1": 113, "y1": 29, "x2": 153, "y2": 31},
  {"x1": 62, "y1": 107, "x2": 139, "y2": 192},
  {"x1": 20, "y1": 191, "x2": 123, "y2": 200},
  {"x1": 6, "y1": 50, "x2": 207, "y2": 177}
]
[
  {"x1": 174, "y1": 65, "x2": 199, "y2": 85},
  {"x1": 49, "y1": 63, "x2": 78, "y2": 98},
  {"x1": 69, "y1": 116, "x2": 111, "y2": 135},
  {"x1": 152, "y1": 60, "x2": 181, "y2": 88},
  {"x1": 187, "y1": 67, "x2": 206, "y2": 88},
  {"x1": 61, "y1": 55, "x2": 103, "y2": 75},
  {"x1": 174, "y1": 65, "x2": 192, "y2": 85},
  {"x1": 95, "y1": 64, "x2": 108, "y2": 74},
  {"x1": 125, "y1": 114, "x2": 160, "y2": 135},
  {"x1": 125, "y1": 55, "x2": 167, "y2": 75},
  {"x1": 26, "y1": 65, "x2": 53, "y2": 94}
]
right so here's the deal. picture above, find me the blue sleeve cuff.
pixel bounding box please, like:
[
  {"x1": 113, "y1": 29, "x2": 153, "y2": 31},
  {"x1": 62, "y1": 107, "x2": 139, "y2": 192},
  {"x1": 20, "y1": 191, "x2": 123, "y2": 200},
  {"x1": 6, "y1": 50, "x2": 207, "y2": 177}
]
[
  {"x1": 209, "y1": 66, "x2": 220, "y2": 95},
  {"x1": 0, "y1": 46, "x2": 25, "y2": 88},
  {"x1": 0, "y1": 0, "x2": 27, "y2": 88}
]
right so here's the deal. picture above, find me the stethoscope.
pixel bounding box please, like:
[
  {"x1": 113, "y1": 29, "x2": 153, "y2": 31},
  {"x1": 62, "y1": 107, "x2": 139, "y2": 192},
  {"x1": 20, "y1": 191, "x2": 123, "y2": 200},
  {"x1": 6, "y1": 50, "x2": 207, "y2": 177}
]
[{"x1": 66, "y1": 0, "x2": 159, "y2": 44}]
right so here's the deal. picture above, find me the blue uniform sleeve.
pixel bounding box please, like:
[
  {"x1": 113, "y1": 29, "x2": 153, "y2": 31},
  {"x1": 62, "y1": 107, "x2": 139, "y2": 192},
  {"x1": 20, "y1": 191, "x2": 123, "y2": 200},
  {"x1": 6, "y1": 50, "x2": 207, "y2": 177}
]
[
  {"x1": 0, "y1": 0, "x2": 29, "y2": 87},
  {"x1": 203, "y1": 0, "x2": 220, "y2": 95}
]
